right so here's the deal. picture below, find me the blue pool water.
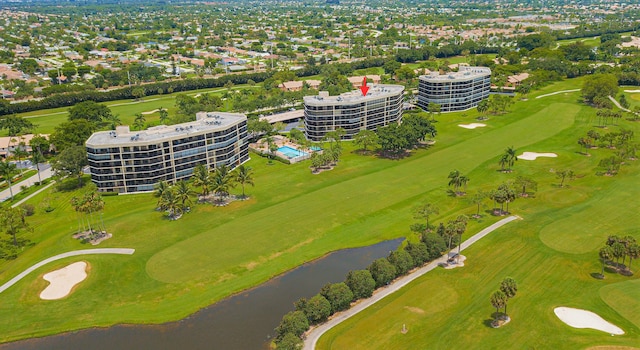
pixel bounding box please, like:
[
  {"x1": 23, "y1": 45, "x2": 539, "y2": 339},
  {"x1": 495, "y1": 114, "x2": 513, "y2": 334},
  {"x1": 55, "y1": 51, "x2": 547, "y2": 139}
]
[
  {"x1": 278, "y1": 145, "x2": 308, "y2": 158},
  {"x1": 310, "y1": 146, "x2": 322, "y2": 151}
]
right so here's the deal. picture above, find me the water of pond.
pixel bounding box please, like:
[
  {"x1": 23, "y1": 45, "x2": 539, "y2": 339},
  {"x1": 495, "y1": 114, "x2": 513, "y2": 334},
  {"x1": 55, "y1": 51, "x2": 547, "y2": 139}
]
[{"x1": 2, "y1": 238, "x2": 403, "y2": 350}]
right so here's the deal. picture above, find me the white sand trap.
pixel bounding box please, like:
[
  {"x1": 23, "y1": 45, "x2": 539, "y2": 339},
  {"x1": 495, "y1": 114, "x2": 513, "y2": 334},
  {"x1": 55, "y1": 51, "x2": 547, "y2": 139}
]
[
  {"x1": 40, "y1": 262, "x2": 88, "y2": 300},
  {"x1": 517, "y1": 152, "x2": 558, "y2": 161},
  {"x1": 141, "y1": 109, "x2": 159, "y2": 115},
  {"x1": 624, "y1": 89, "x2": 640, "y2": 93},
  {"x1": 554, "y1": 307, "x2": 624, "y2": 335},
  {"x1": 458, "y1": 123, "x2": 486, "y2": 129}
]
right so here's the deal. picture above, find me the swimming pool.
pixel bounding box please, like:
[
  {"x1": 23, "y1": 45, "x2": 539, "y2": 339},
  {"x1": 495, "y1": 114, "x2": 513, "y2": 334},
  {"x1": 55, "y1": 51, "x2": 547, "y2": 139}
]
[{"x1": 278, "y1": 145, "x2": 308, "y2": 158}]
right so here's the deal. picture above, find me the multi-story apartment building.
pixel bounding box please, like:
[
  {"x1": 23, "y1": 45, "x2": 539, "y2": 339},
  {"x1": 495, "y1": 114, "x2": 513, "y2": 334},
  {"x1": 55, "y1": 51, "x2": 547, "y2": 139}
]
[
  {"x1": 304, "y1": 84, "x2": 404, "y2": 141},
  {"x1": 86, "y1": 112, "x2": 248, "y2": 193},
  {"x1": 417, "y1": 66, "x2": 491, "y2": 112}
]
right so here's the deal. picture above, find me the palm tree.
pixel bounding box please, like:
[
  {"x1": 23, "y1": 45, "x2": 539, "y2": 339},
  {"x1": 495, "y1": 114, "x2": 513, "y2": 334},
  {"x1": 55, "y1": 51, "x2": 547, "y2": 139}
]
[
  {"x1": 447, "y1": 170, "x2": 469, "y2": 196},
  {"x1": 153, "y1": 181, "x2": 171, "y2": 209},
  {"x1": 212, "y1": 165, "x2": 235, "y2": 201},
  {"x1": 13, "y1": 143, "x2": 29, "y2": 174},
  {"x1": 454, "y1": 215, "x2": 468, "y2": 262},
  {"x1": 159, "y1": 107, "x2": 169, "y2": 124},
  {"x1": 174, "y1": 180, "x2": 193, "y2": 211},
  {"x1": 413, "y1": 203, "x2": 439, "y2": 232},
  {"x1": 133, "y1": 113, "x2": 146, "y2": 130},
  {"x1": 234, "y1": 165, "x2": 254, "y2": 199},
  {"x1": 627, "y1": 243, "x2": 640, "y2": 272},
  {"x1": 500, "y1": 147, "x2": 517, "y2": 172},
  {"x1": 469, "y1": 190, "x2": 488, "y2": 218},
  {"x1": 556, "y1": 169, "x2": 575, "y2": 187},
  {"x1": 30, "y1": 144, "x2": 46, "y2": 184},
  {"x1": 490, "y1": 290, "x2": 507, "y2": 316},
  {"x1": 192, "y1": 164, "x2": 211, "y2": 199},
  {"x1": 599, "y1": 245, "x2": 614, "y2": 277},
  {"x1": 499, "y1": 277, "x2": 517, "y2": 315},
  {"x1": 159, "y1": 187, "x2": 181, "y2": 219},
  {"x1": 0, "y1": 160, "x2": 18, "y2": 200}
]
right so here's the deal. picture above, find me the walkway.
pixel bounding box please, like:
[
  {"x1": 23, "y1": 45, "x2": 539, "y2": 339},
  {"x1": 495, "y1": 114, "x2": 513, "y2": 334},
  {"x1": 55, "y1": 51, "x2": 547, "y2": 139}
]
[
  {"x1": 608, "y1": 95, "x2": 631, "y2": 112},
  {"x1": 0, "y1": 248, "x2": 135, "y2": 294},
  {"x1": 535, "y1": 89, "x2": 580, "y2": 99},
  {"x1": 0, "y1": 166, "x2": 53, "y2": 203},
  {"x1": 303, "y1": 215, "x2": 520, "y2": 350}
]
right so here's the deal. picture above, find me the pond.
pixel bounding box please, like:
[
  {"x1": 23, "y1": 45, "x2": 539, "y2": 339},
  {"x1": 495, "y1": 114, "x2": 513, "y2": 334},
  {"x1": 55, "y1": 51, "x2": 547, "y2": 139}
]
[{"x1": 1, "y1": 238, "x2": 403, "y2": 350}]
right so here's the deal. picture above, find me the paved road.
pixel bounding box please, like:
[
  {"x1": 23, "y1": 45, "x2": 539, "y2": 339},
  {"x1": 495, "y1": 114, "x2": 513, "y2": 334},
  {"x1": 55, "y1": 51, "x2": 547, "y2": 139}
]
[
  {"x1": 0, "y1": 165, "x2": 53, "y2": 203},
  {"x1": 0, "y1": 248, "x2": 135, "y2": 294},
  {"x1": 303, "y1": 215, "x2": 520, "y2": 350}
]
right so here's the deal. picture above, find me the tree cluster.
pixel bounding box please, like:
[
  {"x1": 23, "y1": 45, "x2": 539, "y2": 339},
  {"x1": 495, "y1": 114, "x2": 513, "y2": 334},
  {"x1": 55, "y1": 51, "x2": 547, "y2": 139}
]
[
  {"x1": 274, "y1": 233, "x2": 450, "y2": 348},
  {"x1": 599, "y1": 235, "x2": 639, "y2": 277},
  {"x1": 489, "y1": 277, "x2": 518, "y2": 326},
  {"x1": 375, "y1": 114, "x2": 437, "y2": 156}
]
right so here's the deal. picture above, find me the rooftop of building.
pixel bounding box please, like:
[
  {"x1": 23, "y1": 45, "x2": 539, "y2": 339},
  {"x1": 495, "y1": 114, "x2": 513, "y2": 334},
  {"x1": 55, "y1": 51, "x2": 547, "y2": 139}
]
[
  {"x1": 303, "y1": 84, "x2": 404, "y2": 106},
  {"x1": 86, "y1": 112, "x2": 246, "y2": 147},
  {"x1": 419, "y1": 66, "x2": 491, "y2": 82}
]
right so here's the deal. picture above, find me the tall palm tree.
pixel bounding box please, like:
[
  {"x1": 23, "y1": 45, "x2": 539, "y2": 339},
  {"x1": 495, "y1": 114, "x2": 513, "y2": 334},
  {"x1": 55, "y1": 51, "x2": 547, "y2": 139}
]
[
  {"x1": 599, "y1": 245, "x2": 614, "y2": 277},
  {"x1": 212, "y1": 165, "x2": 235, "y2": 201},
  {"x1": 501, "y1": 146, "x2": 518, "y2": 171},
  {"x1": 0, "y1": 160, "x2": 18, "y2": 200},
  {"x1": 30, "y1": 144, "x2": 46, "y2": 184},
  {"x1": 192, "y1": 164, "x2": 211, "y2": 199},
  {"x1": 133, "y1": 113, "x2": 146, "y2": 131},
  {"x1": 153, "y1": 181, "x2": 171, "y2": 209},
  {"x1": 447, "y1": 170, "x2": 469, "y2": 196},
  {"x1": 159, "y1": 187, "x2": 181, "y2": 219},
  {"x1": 234, "y1": 165, "x2": 254, "y2": 199},
  {"x1": 175, "y1": 180, "x2": 193, "y2": 211},
  {"x1": 159, "y1": 107, "x2": 169, "y2": 124}
]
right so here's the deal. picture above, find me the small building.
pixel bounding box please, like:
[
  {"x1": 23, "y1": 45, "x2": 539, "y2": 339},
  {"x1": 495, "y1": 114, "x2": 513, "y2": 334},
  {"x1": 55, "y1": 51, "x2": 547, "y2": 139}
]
[{"x1": 348, "y1": 75, "x2": 381, "y2": 88}]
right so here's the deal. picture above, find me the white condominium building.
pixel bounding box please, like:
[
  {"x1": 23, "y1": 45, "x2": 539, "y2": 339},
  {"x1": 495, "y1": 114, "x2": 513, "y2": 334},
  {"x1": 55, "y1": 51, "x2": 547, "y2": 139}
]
[
  {"x1": 417, "y1": 66, "x2": 491, "y2": 112},
  {"x1": 86, "y1": 112, "x2": 249, "y2": 193},
  {"x1": 304, "y1": 84, "x2": 404, "y2": 141}
]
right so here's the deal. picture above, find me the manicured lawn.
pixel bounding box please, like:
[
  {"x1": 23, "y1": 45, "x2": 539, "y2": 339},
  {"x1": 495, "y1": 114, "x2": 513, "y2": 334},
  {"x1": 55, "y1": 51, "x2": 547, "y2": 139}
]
[
  {"x1": 317, "y1": 82, "x2": 640, "y2": 349},
  {"x1": 0, "y1": 77, "x2": 637, "y2": 347},
  {"x1": 4, "y1": 84, "x2": 260, "y2": 136}
]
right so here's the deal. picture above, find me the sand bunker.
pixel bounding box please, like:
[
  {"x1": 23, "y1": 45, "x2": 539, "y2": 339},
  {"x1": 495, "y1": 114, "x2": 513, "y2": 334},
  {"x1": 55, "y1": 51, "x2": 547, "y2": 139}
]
[
  {"x1": 458, "y1": 123, "x2": 486, "y2": 129},
  {"x1": 554, "y1": 307, "x2": 624, "y2": 335},
  {"x1": 517, "y1": 152, "x2": 558, "y2": 161},
  {"x1": 141, "y1": 109, "x2": 159, "y2": 115},
  {"x1": 40, "y1": 262, "x2": 88, "y2": 300},
  {"x1": 624, "y1": 89, "x2": 640, "y2": 93}
]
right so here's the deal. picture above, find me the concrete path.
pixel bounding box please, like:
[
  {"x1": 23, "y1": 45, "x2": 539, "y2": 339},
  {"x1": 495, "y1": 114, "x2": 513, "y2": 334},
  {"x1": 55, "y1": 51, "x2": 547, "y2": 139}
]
[
  {"x1": 303, "y1": 215, "x2": 520, "y2": 350},
  {"x1": 535, "y1": 89, "x2": 580, "y2": 99},
  {"x1": 0, "y1": 248, "x2": 135, "y2": 294},
  {"x1": 11, "y1": 180, "x2": 56, "y2": 208},
  {"x1": 0, "y1": 165, "x2": 53, "y2": 203},
  {"x1": 608, "y1": 95, "x2": 631, "y2": 112}
]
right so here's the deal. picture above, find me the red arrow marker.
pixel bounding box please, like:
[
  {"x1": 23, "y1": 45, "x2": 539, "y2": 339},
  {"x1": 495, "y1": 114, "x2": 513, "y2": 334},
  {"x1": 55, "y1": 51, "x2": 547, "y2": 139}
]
[{"x1": 360, "y1": 76, "x2": 369, "y2": 96}]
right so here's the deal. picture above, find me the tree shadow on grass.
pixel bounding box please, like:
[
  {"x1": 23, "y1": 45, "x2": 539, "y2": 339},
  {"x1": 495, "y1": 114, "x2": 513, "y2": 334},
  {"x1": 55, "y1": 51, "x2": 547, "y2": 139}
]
[{"x1": 590, "y1": 272, "x2": 605, "y2": 280}]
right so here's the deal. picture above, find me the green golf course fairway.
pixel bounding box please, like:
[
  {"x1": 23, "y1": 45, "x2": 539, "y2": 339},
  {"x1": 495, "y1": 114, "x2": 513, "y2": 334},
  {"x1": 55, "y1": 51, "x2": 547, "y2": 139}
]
[
  {"x1": 316, "y1": 100, "x2": 640, "y2": 347},
  {"x1": 0, "y1": 78, "x2": 638, "y2": 347}
]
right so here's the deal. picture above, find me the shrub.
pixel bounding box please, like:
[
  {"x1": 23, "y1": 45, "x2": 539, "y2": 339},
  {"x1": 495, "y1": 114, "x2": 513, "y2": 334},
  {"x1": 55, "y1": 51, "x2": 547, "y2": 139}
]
[{"x1": 20, "y1": 204, "x2": 35, "y2": 216}]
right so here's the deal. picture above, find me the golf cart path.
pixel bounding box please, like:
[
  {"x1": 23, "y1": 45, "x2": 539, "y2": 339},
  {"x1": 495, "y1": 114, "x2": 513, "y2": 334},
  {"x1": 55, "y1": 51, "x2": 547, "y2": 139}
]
[
  {"x1": 0, "y1": 248, "x2": 135, "y2": 294},
  {"x1": 535, "y1": 89, "x2": 580, "y2": 99},
  {"x1": 303, "y1": 215, "x2": 520, "y2": 350}
]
